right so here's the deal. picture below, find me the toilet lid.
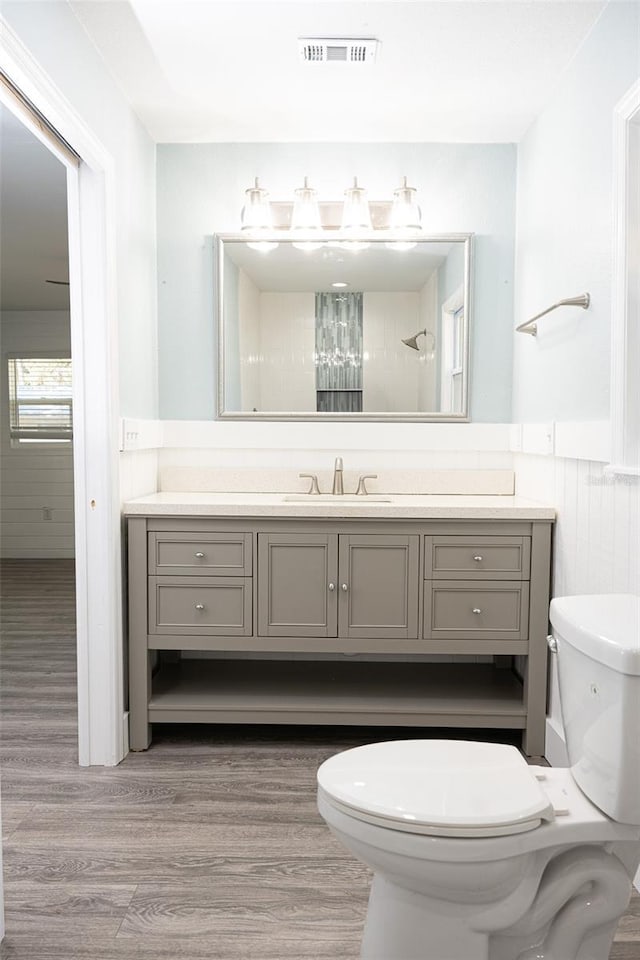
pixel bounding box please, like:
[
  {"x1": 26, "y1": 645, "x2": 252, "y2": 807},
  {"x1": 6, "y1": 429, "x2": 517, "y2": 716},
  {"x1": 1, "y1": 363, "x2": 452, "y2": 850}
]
[{"x1": 317, "y1": 740, "x2": 555, "y2": 838}]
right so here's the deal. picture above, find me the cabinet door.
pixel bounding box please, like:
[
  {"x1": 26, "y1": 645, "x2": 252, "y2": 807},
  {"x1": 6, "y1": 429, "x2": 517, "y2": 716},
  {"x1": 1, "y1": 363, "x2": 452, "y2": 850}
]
[
  {"x1": 338, "y1": 535, "x2": 419, "y2": 639},
  {"x1": 258, "y1": 533, "x2": 338, "y2": 637}
]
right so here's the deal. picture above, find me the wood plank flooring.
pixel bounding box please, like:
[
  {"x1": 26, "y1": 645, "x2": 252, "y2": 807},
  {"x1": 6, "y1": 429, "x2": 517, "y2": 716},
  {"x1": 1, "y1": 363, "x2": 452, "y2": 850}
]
[{"x1": 1, "y1": 559, "x2": 639, "y2": 959}]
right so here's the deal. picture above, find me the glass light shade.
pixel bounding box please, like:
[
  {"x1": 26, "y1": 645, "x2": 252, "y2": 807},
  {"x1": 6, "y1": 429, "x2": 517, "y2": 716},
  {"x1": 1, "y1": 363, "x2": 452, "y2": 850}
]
[
  {"x1": 386, "y1": 176, "x2": 423, "y2": 250},
  {"x1": 291, "y1": 177, "x2": 323, "y2": 251},
  {"x1": 240, "y1": 178, "x2": 278, "y2": 252},
  {"x1": 340, "y1": 177, "x2": 371, "y2": 250}
]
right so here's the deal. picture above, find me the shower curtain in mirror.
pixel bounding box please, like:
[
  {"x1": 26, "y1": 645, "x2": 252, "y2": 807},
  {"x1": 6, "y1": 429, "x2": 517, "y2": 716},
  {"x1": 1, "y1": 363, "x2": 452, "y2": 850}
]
[{"x1": 314, "y1": 292, "x2": 363, "y2": 413}]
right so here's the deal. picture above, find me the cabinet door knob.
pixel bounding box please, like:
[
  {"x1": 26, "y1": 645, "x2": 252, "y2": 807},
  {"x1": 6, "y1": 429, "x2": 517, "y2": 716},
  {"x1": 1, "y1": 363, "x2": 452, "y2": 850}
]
[
  {"x1": 472, "y1": 607, "x2": 482, "y2": 615},
  {"x1": 341, "y1": 583, "x2": 348, "y2": 592},
  {"x1": 473, "y1": 555, "x2": 483, "y2": 562},
  {"x1": 195, "y1": 603, "x2": 205, "y2": 611},
  {"x1": 328, "y1": 583, "x2": 335, "y2": 592},
  {"x1": 195, "y1": 552, "x2": 205, "y2": 558}
]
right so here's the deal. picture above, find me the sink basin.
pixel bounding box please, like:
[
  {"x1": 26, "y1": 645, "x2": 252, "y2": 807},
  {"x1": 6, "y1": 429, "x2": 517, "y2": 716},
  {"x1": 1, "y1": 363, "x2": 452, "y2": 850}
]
[{"x1": 282, "y1": 494, "x2": 392, "y2": 503}]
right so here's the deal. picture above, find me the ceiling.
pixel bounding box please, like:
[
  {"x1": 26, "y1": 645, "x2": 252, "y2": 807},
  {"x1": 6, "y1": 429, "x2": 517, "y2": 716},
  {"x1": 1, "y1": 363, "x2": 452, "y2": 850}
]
[
  {"x1": 0, "y1": 105, "x2": 69, "y2": 311},
  {"x1": 225, "y1": 237, "x2": 453, "y2": 291},
  {"x1": 71, "y1": 0, "x2": 607, "y2": 143},
  {"x1": 0, "y1": 1, "x2": 608, "y2": 312}
]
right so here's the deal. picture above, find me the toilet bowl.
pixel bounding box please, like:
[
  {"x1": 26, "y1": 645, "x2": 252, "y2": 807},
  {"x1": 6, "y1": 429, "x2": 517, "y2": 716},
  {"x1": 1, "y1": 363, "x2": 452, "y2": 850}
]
[{"x1": 317, "y1": 594, "x2": 640, "y2": 960}]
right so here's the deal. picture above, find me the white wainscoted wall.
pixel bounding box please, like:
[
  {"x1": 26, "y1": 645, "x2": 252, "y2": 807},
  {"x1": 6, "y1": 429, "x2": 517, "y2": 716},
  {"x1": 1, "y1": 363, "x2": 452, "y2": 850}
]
[
  {"x1": 0, "y1": 311, "x2": 74, "y2": 558},
  {"x1": 514, "y1": 451, "x2": 639, "y2": 764}
]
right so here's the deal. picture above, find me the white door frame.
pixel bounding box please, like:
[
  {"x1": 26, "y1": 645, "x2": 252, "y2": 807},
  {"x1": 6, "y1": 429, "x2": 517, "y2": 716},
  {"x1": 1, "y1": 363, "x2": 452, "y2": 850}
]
[
  {"x1": 610, "y1": 78, "x2": 640, "y2": 476},
  {"x1": 0, "y1": 18, "x2": 124, "y2": 766}
]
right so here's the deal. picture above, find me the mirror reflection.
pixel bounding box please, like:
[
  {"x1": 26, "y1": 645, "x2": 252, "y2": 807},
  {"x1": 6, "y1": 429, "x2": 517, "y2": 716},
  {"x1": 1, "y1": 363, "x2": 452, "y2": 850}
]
[{"x1": 217, "y1": 235, "x2": 471, "y2": 420}]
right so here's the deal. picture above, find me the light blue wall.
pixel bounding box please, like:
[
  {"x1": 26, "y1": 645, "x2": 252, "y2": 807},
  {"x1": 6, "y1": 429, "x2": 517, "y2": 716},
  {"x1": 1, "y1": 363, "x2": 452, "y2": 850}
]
[
  {"x1": 157, "y1": 142, "x2": 516, "y2": 421},
  {"x1": 2, "y1": 1, "x2": 158, "y2": 418},
  {"x1": 513, "y1": 0, "x2": 640, "y2": 423}
]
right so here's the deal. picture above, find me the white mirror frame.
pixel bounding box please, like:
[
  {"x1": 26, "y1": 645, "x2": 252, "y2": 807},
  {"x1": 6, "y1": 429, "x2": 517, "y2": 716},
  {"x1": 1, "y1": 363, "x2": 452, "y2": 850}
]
[{"x1": 610, "y1": 79, "x2": 640, "y2": 476}]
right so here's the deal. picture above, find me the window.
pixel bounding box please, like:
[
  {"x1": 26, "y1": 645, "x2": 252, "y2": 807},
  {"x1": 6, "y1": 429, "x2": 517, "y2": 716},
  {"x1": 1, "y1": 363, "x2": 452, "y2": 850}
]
[
  {"x1": 8, "y1": 356, "x2": 73, "y2": 444},
  {"x1": 440, "y1": 289, "x2": 466, "y2": 415}
]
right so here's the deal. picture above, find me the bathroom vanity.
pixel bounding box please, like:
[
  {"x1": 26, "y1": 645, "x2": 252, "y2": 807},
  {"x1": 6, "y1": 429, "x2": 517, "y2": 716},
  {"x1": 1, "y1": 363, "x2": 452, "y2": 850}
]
[{"x1": 125, "y1": 493, "x2": 554, "y2": 756}]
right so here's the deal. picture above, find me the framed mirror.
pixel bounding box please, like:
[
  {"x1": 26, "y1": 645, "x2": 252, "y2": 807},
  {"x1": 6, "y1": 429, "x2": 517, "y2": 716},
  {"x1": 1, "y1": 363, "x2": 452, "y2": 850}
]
[{"x1": 216, "y1": 233, "x2": 472, "y2": 421}]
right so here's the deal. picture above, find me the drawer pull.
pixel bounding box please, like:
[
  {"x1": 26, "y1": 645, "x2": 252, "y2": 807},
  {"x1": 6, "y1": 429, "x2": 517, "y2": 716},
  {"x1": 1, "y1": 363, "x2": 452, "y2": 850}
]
[
  {"x1": 341, "y1": 583, "x2": 348, "y2": 592},
  {"x1": 473, "y1": 555, "x2": 483, "y2": 562},
  {"x1": 195, "y1": 552, "x2": 205, "y2": 558},
  {"x1": 195, "y1": 603, "x2": 205, "y2": 611},
  {"x1": 472, "y1": 607, "x2": 482, "y2": 615},
  {"x1": 328, "y1": 583, "x2": 335, "y2": 592}
]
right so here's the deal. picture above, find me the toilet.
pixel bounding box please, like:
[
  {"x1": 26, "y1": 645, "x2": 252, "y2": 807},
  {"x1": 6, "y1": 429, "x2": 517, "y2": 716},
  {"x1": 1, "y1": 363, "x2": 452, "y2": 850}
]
[{"x1": 317, "y1": 594, "x2": 640, "y2": 960}]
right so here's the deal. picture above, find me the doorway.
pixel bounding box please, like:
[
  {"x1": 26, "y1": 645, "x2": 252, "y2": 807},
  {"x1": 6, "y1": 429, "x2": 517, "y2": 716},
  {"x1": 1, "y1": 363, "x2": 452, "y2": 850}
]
[{"x1": 0, "y1": 44, "x2": 125, "y2": 768}]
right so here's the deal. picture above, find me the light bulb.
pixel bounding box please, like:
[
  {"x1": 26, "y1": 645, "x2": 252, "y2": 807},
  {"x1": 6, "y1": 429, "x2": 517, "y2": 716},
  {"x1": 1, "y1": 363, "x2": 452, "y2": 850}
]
[
  {"x1": 339, "y1": 177, "x2": 371, "y2": 250},
  {"x1": 291, "y1": 177, "x2": 323, "y2": 251},
  {"x1": 386, "y1": 176, "x2": 423, "y2": 250},
  {"x1": 240, "y1": 178, "x2": 278, "y2": 252}
]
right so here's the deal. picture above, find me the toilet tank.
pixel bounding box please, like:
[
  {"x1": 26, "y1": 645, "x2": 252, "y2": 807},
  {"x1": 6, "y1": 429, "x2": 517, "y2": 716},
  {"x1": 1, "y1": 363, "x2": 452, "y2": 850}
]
[{"x1": 550, "y1": 594, "x2": 640, "y2": 825}]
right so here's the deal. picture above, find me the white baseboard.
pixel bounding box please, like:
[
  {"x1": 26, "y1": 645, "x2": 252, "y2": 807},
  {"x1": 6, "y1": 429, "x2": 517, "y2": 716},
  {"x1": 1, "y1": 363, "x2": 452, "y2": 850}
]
[{"x1": 122, "y1": 711, "x2": 129, "y2": 759}]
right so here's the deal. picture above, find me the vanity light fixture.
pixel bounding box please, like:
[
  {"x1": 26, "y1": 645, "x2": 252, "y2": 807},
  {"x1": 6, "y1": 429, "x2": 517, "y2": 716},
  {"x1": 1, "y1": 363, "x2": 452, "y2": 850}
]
[
  {"x1": 291, "y1": 177, "x2": 324, "y2": 251},
  {"x1": 239, "y1": 176, "x2": 424, "y2": 251},
  {"x1": 401, "y1": 328, "x2": 436, "y2": 360},
  {"x1": 386, "y1": 176, "x2": 423, "y2": 251},
  {"x1": 240, "y1": 178, "x2": 278, "y2": 252}
]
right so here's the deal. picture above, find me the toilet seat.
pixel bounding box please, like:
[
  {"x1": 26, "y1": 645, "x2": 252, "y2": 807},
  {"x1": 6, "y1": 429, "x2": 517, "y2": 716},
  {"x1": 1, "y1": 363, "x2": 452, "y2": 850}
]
[{"x1": 317, "y1": 740, "x2": 555, "y2": 838}]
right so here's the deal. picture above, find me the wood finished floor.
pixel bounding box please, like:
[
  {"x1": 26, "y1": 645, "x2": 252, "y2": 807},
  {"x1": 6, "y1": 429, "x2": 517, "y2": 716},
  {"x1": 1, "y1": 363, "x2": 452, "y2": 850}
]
[{"x1": 1, "y1": 558, "x2": 639, "y2": 959}]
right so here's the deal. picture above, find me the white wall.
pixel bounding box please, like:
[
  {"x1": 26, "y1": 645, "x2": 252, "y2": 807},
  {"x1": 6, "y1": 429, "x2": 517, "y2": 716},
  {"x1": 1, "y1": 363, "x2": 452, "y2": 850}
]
[
  {"x1": 516, "y1": 453, "x2": 639, "y2": 758},
  {"x1": 363, "y1": 292, "x2": 423, "y2": 412},
  {"x1": 513, "y1": 1, "x2": 640, "y2": 425},
  {"x1": 1, "y1": 1, "x2": 158, "y2": 421},
  {"x1": 157, "y1": 142, "x2": 516, "y2": 425},
  {"x1": 512, "y1": 2, "x2": 640, "y2": 759},
  {"x1": 258, "y1": 292, "x2": 315, "y2": 411},
  {"x1": 418, "y1": 273, "x2": 438, "y2": 412},
  {"x1": 238, "y1": 268, "x2": 261, "y2": 411},
  {"x1": 0, "y1": 311, "x2": 74, "y2": 558}
]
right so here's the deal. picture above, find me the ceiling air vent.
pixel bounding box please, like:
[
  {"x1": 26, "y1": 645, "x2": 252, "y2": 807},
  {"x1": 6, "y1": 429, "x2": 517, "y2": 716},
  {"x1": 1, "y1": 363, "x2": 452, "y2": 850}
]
[{"x1": 298, "y1": 38, "x2": 379, "y2": 65}]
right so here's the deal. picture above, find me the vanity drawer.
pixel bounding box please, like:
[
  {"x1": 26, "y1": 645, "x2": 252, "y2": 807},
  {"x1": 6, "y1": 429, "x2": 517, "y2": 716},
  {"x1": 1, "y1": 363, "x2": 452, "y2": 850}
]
[
  {"x1": 148, "y1": 532, "x2": 252, "y2": 577},
  {"x1": 423, "y1": 581, "x2": 529, "y2": 640},
  {"x1": 424, "y1": 536, "x2": 530, "y2": 580},
  {"x1": 149, "y1": 576, "x2": 253, "y2": 635}
]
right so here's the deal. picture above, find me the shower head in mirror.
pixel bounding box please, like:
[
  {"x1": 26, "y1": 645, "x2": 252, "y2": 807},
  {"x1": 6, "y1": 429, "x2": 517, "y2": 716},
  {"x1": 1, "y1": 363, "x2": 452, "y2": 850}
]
[{"x1": 401, "y1": 329, "x2": 435, "y2": 357}]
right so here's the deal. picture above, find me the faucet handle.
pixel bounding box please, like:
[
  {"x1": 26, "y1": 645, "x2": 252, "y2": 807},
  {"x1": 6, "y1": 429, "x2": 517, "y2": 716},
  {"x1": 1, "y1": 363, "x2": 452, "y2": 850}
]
[
  {"x1": 299, "y1": 473, "x2": 321, "y2": 495},
  {"x1": 355, "y1": 474, "x2": 378, "y2": 496}
]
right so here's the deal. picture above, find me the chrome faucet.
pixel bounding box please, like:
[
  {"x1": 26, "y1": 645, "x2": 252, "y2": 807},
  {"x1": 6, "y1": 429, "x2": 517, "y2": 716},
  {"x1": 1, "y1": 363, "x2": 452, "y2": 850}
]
[{"x1": 332, "y1": 457, "x2": 344, "y2": 496}]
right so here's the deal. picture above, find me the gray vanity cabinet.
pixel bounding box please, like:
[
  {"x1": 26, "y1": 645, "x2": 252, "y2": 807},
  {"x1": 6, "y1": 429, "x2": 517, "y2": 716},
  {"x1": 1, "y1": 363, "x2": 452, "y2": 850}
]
[
  {"x1": 127, "y1": 515, "x2": 552, "y2": 757},
  {"x1": 258, "y1": 532, "x2": 419, "y2": 639},
  {"x1": 338, "y1": 535, "x2": 419, "y2": 639},
  {"x1": 258, "y1": 533, "x2": 338, "y2": 637}
]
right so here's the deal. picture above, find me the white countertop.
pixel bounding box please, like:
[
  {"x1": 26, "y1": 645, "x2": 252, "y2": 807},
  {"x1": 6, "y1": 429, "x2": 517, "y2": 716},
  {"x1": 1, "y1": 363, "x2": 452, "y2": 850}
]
[{"x1": 123, "y1": 492, "x2": 555, "y2": 520}]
